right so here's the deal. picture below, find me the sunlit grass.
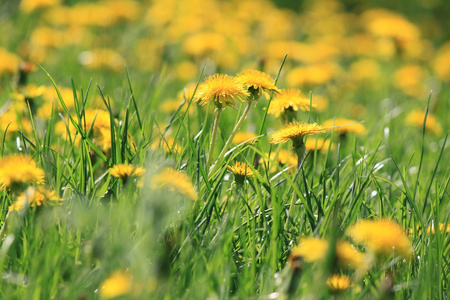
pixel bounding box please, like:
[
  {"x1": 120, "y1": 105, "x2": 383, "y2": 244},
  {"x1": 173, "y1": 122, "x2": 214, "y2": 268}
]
[{"x1": 0, "y1": 0, "x2": 449, "y2": 299}]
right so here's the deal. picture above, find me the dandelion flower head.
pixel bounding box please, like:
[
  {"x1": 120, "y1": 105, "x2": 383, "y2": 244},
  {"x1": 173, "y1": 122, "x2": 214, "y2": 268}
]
[
  {"x1": 194, "y1": 74, "x2": 250, "y2": 109},
  {"x1": 260, "y1": 149, "x2": 297, "y2": 173},
  {"x1": 0, "y1": 155, "x2": 45, "y2": 190},
  {"x1": 336, "y1": 240, "x2": 366, "y2": 269},
  {"x1": 326, "y1": 274, "x2": 352, "y2": 292},
  {"x1": 9, "y1": 186, "x2": 62, "y2": 211},
  {"x1": 269, "y1": 122, "x2": 325, "y2": 146},
  {"x1": 99, "y1": 270, "x2": 132, "y2": 299},
  {"x1": 110, "y1": 164, "x2": 145, "y2": 181},
  {"x1": 151, "y1": 168, "x2": 197, "y2": 200},
  {"x1": 289, "y1": 237, "x2": 328, "y2": 263},
  {"x1": 232, "y1": 132, "x2": 257, "y2": 145},
  {"x1": 268, "y1": 89, "x2": 315, "y2": 118},
  {"x1": 405, "y1": 110, "x2": 443, "y2": 136},
  {"x1": 236, "y1": 69, "x2": 280, "y2": 99},
  {"x1": 323, "y1": 118, "x2": 366, "y2": 135},
  {"x1": 227, "y1": 162, "x2": 255, "y2": 184},
  {"x1": 305, "y1": 137, "x2": 334, "y2": 153},
  {"x1": 349, "y1": 219, "x2": 413, "y2": 258}
]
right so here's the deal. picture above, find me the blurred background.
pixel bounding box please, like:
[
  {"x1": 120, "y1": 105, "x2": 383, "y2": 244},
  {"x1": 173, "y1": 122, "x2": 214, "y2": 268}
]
[{"x1": 0, "y1": 0, "x2": 448, "y2": 136}]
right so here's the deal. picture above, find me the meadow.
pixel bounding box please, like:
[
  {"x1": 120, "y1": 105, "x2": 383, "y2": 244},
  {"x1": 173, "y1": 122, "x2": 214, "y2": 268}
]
[{"x1": 0, "y1": 0, "x2": 449, "y2": 299}]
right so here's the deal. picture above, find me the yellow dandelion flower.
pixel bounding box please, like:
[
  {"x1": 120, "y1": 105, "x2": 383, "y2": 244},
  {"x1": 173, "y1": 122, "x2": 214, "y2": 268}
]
[
  {"x1": 393, "y1": 64, "x2": 427, "y2": 97},
  {"x1": 336, "y1": 240, "x2": 366, "y2": 269},
  {"x1": 289, "y1": 238, "x2": 366, "y2": 269},
  {"x1": 259, "y1": 149, "x2": 297, "y2": 173},
  {"x1": 349, "y1": 219, "x2": 413, "y2": 258},
  {"x1": 405, "y1": 110, "x2": 443, "y2": 136},
  {"x1": 269, "y1": 122, "x2": 325, "y2": 153},
  {"x1": 99, "y1": 270, "x2": 132, "y2": 299},
  {"x1": 323, "y1": 118, "x2": 366, "y2": 136},
  {"x1": 268, "y1": 89, "x2": 315, "y2": 118},
  {"x1": 305, "y1": 137, "x2": 334, "y2": 153},
  {"x1": 0, "y1": 155, "x2": 45, "y2": 190},
  {"x1": 236, "y1": 69, "x2": 280, "y2": 99},
  {"x1": 362, "y1": 9, "x2": 420, "y2": 43},
  {"x1": 0, "y1": 48, "x2": 20, "y2": 75},
  {"x1": 11, "y1": 84, "x2": 47, "y2": 101},
  {"x1": 79, "y1": 49, "x2": 125, "y2": 72},
  {"x1": 9, "y1": 186, "x2": 62, "y2": 212},
  {"x1": 19, "y1": 0, "x2": 61, "y2": 13},
  {"x1": 194, "y1": 74, "x2": 250, "y2": 109},
  {"x1": 110, "y1": 164, "x2": 145, "y2": 181},
  {"x1": 151, "y1": 137, "x2": 181, "y2": 154},
  {"x1": 232, "y1": 132, "x2": 257, "y2": 145},
  {"x1": 433, "y1": 42, "x2": 450, "y2": 82},
  {"x1": 227, "y1": 162, "x2": 255, "y2": 185},
  {"x1": 427, "y1": 223, "x2": 450, "y2": 234},
  {"x1": 287, "y1": 62, "x2": 340, "y2": 87},
  {"x1": 0, "y1": 110, "x2": 32, "y2": 136},
  {"x1": 289, "y1": 237, "x2": 329, "y2": 263},
  {"x1": 326, "y1": 274, "x2": 352, "y2": 292},
  {"x1": 151, "y1": 168, "x2": 197, "y2": 200}
]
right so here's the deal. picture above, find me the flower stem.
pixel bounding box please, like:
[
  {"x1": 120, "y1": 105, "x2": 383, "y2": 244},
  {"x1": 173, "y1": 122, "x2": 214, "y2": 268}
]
[
  {"x1": 0, "y1": 210, "x2": 10, "y2": 239},
  {"x1": 209, "y1": 101, "x2": 252, "y2": 176},
  {"x1": 206, "y1": 109, "x2": 222, "y2": 170},
  {"x1": 287, "y1": 143, "x2": 306, "y2": 219}
]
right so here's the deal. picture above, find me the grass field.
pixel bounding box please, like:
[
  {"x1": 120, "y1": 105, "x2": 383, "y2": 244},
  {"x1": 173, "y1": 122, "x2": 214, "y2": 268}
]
[{"x1": 0, "y1": 0, "x2": 449, "y2": 299}]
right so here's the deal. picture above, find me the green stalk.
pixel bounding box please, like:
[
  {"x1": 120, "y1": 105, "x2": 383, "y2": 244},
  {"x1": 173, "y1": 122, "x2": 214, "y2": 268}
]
[
  {"x1": 209, "y1": 101, "x2": 252, "y2": 176},
  {"x1": 287, "y1": 142, "x2": 306, "y2": 219},
  {"x1": 206, "y1": 109, "x2": 222, "y2": 170},
  {"x1": 0, "y1": 210, "x2": 9, "y2": 239}
]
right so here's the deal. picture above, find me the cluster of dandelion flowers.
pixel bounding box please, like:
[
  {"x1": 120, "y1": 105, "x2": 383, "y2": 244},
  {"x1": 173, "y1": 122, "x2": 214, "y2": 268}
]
[
  {"x1": 9, "y1": 186, "x2": 62, "y2": 212},
  {"x1": 110, "y1": 164, "x2": 145, "y2": 182},
  {"x1": 236, "y1": 69, "x2": 280, "y2": 100},
  {"x1": 227, "y1": 161, "x2": 256, "y2": 185},
  {"x1": 150, "y1": 168, "x2": 197, "y2": 200},
  {"x1": 0, "y1": 154, "x2": 45, "y2": 191},
  {"x1": 268, "y1": 89, "x2": 315, "y2": 119},
  {"x1": 194, "y1": 74, "x2": 250, "y2": 109},
  {"x1": 270, "y1": 122, "x2": 325, "y2": 155},
  {"x1": 348, "y1": 219, "x2": 413, "y2": 258}
]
